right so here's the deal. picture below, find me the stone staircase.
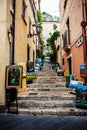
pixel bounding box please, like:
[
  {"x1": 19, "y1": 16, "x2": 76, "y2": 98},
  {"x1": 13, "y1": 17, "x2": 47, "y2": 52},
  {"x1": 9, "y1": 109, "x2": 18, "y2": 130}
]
[{"x1": 16, "y1": 64, "x2": 87, "y2": 115}]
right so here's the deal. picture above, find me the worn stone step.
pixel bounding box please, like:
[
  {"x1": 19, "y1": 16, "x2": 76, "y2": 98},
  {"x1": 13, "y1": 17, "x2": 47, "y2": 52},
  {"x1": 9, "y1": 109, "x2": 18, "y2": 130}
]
[
  {"x1": 17, "y1": 100, "x2": 75, "y2": 108},
  {"x1": 38, "y1": 73, "x2": 56, "y2": 76},
  {"x1": 26, "y1": 88, "x2": 69, "y2": 96},
  {"x1": 32, "y1": 76, "x2": 66, "y2": 84},
  {"x1": 17, "y1": 107, "x2": 87, "y2": 116},
  {"x1": 17, "y1": 94, "x2": 75, "y2": 101},
  {"x1": 37, "y1": 76, "x2": 66, "y2": 81},
  {"x1": 15, "y1": 64, "x2": 77, "y2": 116},
  {"x1": 27, "y1": 87, "x2": 68, "y2": 92},
  {"x1": 27, "y1": 84, "x2": 66, "y2": 88},
  {"x1": 33, "y1": 80, "x2": 66, "y2": 84},
  {"x1": 38, "y1": 70, "x2": 56, "y2": 73}
]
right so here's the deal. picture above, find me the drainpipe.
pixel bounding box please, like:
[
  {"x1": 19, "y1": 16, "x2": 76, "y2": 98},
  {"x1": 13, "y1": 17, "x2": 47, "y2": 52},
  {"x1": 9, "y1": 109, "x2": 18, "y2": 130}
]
[
  {"x1": 38, "y1": 0, "x2": 41, "y2": 10},
  {"x1": 82, "y1": 0, "x2": 87, "y2": 84},
  {"x1": 11, "y1": 0, "x2": 16, "y2": 65},
  {"x1": 82, "y1": 0, "x2": 87, "y2": 63}
]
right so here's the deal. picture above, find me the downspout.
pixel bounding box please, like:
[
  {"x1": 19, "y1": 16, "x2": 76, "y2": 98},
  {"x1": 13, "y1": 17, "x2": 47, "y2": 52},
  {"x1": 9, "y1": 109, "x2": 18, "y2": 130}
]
[
  {"x1": 38, "y1": 0, "x2": 41, "y2": 10},
  {"x1": 82, "y1": 0, "x2": 87, "y2": 84},
  {"x1": 82, "y1": 0, "x2": 87, "y2": 63},
  {"x1": 11, "y1": 0, "x2": 16, "y2": 65}
]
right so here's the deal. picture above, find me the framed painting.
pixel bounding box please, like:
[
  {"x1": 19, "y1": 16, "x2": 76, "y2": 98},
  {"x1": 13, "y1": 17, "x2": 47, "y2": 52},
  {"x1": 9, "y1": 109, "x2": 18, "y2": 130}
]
[{"x1": 5, "y1": 65, "x2": 23, "y2": 88}]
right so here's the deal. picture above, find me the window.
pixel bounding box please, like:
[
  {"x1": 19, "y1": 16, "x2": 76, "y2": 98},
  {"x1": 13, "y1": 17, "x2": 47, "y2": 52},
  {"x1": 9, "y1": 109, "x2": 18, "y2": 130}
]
[
  {"x1": 27, "y1": 44, "x2": 30, "y2": 61},
  {"x1": 66, "y1": 17, "x2": 70, "y2": 44},
  {"x1": 64, "y1": 0, "x2": 67, "y2": 9},
  {"x1": 33, "y1": 31, "x2": 36, "y2": 44},
  {"x1": 22, "y1": 0, "x2": 27, "y2": 23},
  {"x1": 62, "y1": 58, "x2": 64, "y2": 65},
  {"x1": 29, "y1": 18, "x2": 31, "y2": 34},
  {"x1": 62, "y1": 31, "x2": 67, "y2": 48},
  {"x1": 27, "y1": 45, "x2": 30, "y2": 72},
  {"x1": 28, "y1": 18, "x2": 33, "y2": 37},
  {"x1": 53, "y1": 24, "x2": 57, "y2": 30}
]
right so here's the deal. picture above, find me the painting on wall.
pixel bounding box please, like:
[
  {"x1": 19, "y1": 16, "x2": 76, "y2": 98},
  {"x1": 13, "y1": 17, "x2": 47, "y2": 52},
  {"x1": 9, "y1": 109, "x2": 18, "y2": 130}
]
[{"x1": 5, "y1": 66, "x2": 23, "y2": 88}]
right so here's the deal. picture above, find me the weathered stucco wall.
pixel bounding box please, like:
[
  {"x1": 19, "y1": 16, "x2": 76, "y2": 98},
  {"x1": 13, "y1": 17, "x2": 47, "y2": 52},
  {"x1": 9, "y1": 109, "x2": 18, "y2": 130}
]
[
  {"x1": 60, "y1": 0, "x2": 84, "y2": 82},
  {"x1": 0, "y1": 0, "x2": 8, "y2": 104},
  {"x1": 0, "y1": 0, "x2": 36, "y2": 105}
]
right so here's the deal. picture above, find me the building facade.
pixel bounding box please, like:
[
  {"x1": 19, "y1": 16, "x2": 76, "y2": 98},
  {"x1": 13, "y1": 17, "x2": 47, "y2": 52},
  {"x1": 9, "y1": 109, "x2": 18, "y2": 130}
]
[
  {"x1": 59, "y1": 0, "x2": 87, "y2": 82},
  {"x1": 42, "y1": 20, "x2": 60, "y2": 56},
  {"x1": 0, "y1": 0, "x2": 38, "y2": 105},
  {"x1": 55, "y1": 36, "x2": 62, "y2": 65}
]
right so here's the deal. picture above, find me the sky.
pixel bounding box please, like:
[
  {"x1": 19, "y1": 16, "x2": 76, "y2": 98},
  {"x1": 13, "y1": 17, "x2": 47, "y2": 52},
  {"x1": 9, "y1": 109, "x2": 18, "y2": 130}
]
[{"x1": 40, "y1": 0, "x2": 60, "y2": 17}]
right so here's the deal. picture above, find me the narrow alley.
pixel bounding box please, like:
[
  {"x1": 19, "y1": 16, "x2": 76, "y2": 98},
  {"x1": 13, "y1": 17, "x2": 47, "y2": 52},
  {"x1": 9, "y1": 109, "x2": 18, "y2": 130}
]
[
  {"x1": 1, "y1": 64, "x2": 87, "y2": 130},
  {"x1": 0, "y1": 0, "x2": 87, "y2": 129}
]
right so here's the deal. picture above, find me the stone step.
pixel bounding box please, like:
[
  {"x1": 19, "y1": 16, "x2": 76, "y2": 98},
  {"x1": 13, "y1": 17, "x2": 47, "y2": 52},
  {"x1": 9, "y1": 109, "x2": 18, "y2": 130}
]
[
  {"x1": 27, "y1": 87, "x2": 68, "y2": 92},
  {"x1": 17, "y1": 107, "x2": 87, "y2": 116},
  {"x1": 35, "y1": 80, "x2": 66, "y2": 84},
  {"x1": 17, "y1": 94, "x2": 75, "y2": 101},
  {"x1": 38, "y1": 73, "x2": 57, "y2": 77},
  {"x1": 37, "y1": 76, "x2": 66, "y2": 81},
  {"x1": 38, "y1": 80, "x2": 55, "y2": 84},
  {"x1": 26, "y1": 88, "x2": 69, "y2": 96},
  {"x1": 27, "y1": 84, "x2": 66, "y2": 88},
  {"x1": 32, "y1": 76, "x2": 66, "y2": 84},
  {"x1": 17, "y1": 100, "x2": 75, "y2": 109},
  {"x1": 38, "y1": 70, "x2": 56, "y2": 73}
]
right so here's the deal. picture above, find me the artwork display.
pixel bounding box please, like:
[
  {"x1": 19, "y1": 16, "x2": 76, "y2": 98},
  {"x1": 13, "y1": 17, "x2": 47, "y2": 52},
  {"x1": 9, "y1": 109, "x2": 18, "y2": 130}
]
[
  {"x1": 5, "y1": 66, "x2": 23, "y2": 88},
  {"x1": 76, "y1": 86, "x2": 87, "y2": 108}
]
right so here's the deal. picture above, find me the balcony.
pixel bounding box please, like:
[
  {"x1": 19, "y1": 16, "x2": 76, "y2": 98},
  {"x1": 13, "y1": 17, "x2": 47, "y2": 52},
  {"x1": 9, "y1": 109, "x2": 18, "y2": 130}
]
[{"x1": 62, "y1": 30, "x2": 71, "y2": 52}]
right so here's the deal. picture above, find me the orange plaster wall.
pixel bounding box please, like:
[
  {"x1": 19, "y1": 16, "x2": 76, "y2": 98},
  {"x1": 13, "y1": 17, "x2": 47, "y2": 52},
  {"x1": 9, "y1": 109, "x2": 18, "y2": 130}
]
[{"x1": 72, "y1": 44, "x2": 84, "y2": 82}]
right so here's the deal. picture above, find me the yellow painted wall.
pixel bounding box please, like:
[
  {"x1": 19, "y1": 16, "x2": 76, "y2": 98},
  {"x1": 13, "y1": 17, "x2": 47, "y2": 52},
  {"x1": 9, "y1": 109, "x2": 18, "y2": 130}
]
[
  {"x1": 0, "y1": 0, "x2": 9, "y2": 104},
  {"x1": 0, "y1": 0, "x2": 37, "y2": 104}
]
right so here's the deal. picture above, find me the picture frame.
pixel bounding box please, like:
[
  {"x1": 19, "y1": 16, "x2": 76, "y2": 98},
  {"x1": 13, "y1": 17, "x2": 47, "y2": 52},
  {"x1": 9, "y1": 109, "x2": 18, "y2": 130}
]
[{"x1": 5, "y1": 65, "x2": 23, "y2": 88}]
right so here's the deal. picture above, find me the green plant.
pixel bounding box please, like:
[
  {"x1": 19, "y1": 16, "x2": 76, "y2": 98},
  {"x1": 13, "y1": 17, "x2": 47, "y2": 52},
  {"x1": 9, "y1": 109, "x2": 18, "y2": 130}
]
[
  {"x1": 37, "y1": 10, "x2": 43, "y2": 24},
  {"x1": 26, "y1": 75, "x2": 37, "y2": 81},
  {"x1": 46, "y1": 31, "x2": 60, "y2": 63}
]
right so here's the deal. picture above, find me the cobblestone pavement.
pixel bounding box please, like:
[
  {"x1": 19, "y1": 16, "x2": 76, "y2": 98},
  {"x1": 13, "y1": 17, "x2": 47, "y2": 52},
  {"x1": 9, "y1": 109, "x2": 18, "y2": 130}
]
[{"x1": 0, "y1": 113, "x2": 87, "y2": 130}]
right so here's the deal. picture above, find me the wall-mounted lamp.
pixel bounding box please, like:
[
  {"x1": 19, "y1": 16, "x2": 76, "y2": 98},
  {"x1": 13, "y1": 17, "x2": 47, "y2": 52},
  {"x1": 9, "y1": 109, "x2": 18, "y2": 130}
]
[
  {"x1": 27, "y1": 23, "x2": 42, "y2": 38},
  {"x1": 81, "y1": 21, "x2": 87, "y2": 28},
  {"x1": 36, "y1": 24, "x2": 42, "y2": 34}
]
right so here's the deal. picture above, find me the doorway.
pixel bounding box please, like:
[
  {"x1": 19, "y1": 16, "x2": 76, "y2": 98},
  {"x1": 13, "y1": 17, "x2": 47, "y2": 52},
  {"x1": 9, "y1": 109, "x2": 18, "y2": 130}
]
[
  {"x1": 27, "y1": 44, "x2": 30, "y2": 72},
  {"x1": 67, "y1": 57, "x2": 72, "y2": 74}
]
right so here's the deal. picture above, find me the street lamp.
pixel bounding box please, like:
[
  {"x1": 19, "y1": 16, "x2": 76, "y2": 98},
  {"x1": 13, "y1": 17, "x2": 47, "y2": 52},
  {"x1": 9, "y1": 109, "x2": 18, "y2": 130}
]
[
  {"x1": 27, "y1": 23, "x2": 42, "y2": 38},
  {"x1": 36, "y1": 24, "x2": 42, "y2": 34}
]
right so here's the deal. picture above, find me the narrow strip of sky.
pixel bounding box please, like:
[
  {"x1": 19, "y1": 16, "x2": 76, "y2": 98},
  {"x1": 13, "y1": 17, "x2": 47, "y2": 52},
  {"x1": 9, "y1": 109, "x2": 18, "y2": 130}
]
[{"x1": 40, "y1": 0, "x2": 60, "y2": 17}]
